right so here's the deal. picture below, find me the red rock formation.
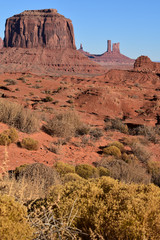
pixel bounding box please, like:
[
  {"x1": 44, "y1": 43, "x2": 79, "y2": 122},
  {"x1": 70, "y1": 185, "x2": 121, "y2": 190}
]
[
  {"x1": 0, "y1": 38, "x2": 3, "y2": 49},
  {"x1": 78, "y1": 40, "x2": 134, "y2": 69},
  {"x1": 112, "y1": 42, "x2": 120, "y2": 53},
  {"x1": 0, "y1": 9, "x2": 104, "y2": 74},
  {"x1": 4, "y1": 9, "x2": 76, "y2": 50},
  {"x1": 134, "y1": 56, "x2": 160, "y2": 73},
  {"x1": 107, "y1": 40, "x2": 111, "y2": 53}
]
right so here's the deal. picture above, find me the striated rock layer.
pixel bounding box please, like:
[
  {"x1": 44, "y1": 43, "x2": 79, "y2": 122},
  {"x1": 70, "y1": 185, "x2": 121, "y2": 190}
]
[
  {"x1": 4, "y1": 9, "x2": 76, "y2": 50},
  {"x1": 134, "y1": 56, "x2": 160, "y2": 73},
  {"x1": 0, "y1": 47, "x2": 104, "y2": 75}
]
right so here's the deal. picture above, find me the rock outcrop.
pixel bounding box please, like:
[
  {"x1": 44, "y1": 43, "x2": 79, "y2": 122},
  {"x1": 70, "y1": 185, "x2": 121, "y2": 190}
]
[
  {"x1": 79, "y1": 40, "x2": 135, "y2": 69},
  {"x1": 4, "y1": 9, "x2": 76, "y2": 50},
  {"x1": 0, "y1": 38, "x2": 3, "y2": 49},
  {"x1": 134, "y1": 56, "x2": 160, "y2": 73},
  {"x1": 0, "y1": 9, "x2": 104, "y2": 75}
]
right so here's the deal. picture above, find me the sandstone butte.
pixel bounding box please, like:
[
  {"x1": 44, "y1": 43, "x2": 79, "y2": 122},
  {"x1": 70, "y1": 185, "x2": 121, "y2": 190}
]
[
  {"x1": 0, "y1": 9, "x2": 104, "y2": 75},
  {"x1": 134, "y1": 55, "x2": 160, "y2": 73}
]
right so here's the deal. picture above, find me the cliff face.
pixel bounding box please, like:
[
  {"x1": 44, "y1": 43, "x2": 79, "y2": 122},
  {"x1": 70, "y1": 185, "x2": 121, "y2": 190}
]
[
  {"x1": 0, "y1": 38, "x2": 3, "y2": 49},
  {"x1": 4, "y1": 9, "x2": 76, "y2": 49}
]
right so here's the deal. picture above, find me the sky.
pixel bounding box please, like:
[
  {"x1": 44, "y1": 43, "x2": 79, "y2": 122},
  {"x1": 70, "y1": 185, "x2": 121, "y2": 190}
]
[{"x1": 0, "y1": 0, "x2": 160, "y2": 61}]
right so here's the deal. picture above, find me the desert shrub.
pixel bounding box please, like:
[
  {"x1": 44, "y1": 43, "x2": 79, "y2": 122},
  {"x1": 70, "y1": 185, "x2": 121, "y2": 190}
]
[
  {"x1": 75, "y1": 164, "x2": 99, "y2": 179},
  {"x1": 0, "y1": 99, "x2": 40, "y2": 133},
  {"x1": 33, "y1": 177, "x2": 160, "y2": 239},
  {"x1": 131, "y1": 125, "x2": 159, "y2": 143},
  {"x1": 130, "y1": 141, "x2": 151, "y2": 163},
  {"x1": 148, "y1": 161, "x2": 160, "y2": 187},
  {"x1": 97, "y1": 166, "x2": 110, "y2": 177},
  {"x1": 20, "y1": 137, "x2": 39, "y2": 150},
  {"x1": 43, "y1": 111, "x2": 88, "y2": 138},
  {"x1": 1, "y1": 163, "x2": 60, "y2": 202},
  {"x1": 105, "y1": 118, "x2": 128, "y2": 134},
  {"x1": 108, "y1": 141, "x2": 124, "y2": 152},
  {"x1": 0, "y1": 133, "x2": 11, "y2": 145},
  {"x1": 75, "y1": 124, "x2": 90, "y2": 136},
  {"x1": 98, "y1": 158, "x2": 151, "y2": 184},
  {"x1": 103, "y1": 146, "x2": 122, "y2": 158},
  {"x1": 5, "y1": 128, "x2": 18, "y2": 143},
  {"x1": 62, "y1": 173, "x2": 84, "y2": 183},
  {"x1": 89, "y1": 128, "x2": 103, "y2": 140},
  {"x1": 54, "y1": 162, "x2": 75, "y2": 176},
  {"x1": 0, "y1": 128, "x2": 18, "y2": 146},
  {"x1": 43, "y1": 96, "x2": 53, "y2": 102},
  {"x1": 121, "y1": 152, "x2": 137, "y2": 163},
  {"x1": 4, "y1": 79, "x2": 17, "y2": 85},
  {"x1": 0, "y1": 194, "x2": 33, "y2": 240}
]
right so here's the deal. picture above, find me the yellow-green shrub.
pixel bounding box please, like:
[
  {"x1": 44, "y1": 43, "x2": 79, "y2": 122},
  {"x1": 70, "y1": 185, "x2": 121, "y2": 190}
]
[
  {"x1": 20, "y1": 137, "x2": 39, "y2": 150},
  {"x1": 108, "y1": 141, "x2": 124, "y2": 152},
  {"x1": 0, "y1": 128, "x2": 18, "y2": 146},
  {"x1": 46, "y1": 177, "x2": 160, "y2": 239},
  {"x1": 0, "y1": 194, "x2": 33, "y2": 240},
  {"x1": 97, "y1": 166, "x2": 110, "y2": 177},
  {"x1": 62, "y1": 172, "x2": 84, "y2": 183},
  {"x1": 103, "y1": 145, "x2": 121, "y2": 158},
  {"x1": 54, "y1": 162, "x2": 75, "y2": 176},
  {"x1": 75, "y1": 164, "x2": 99, "y2": 179},
  {"x1": 0, "y1": 133, "x2": 11, "y2": 145}
]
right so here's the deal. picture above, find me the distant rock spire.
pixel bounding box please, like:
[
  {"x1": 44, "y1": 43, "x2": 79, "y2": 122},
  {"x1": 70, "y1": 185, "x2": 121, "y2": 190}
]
[
  {"x1": 107, "y1": 40, "x2": 111, "y2": 52},
  {"x1": 80, "y1": 43, "x2": 83, "y2": 50}
]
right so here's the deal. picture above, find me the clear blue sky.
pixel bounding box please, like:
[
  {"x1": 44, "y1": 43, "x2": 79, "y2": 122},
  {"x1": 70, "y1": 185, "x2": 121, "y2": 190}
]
[{"x1": 0, "y1": 0, "x2": 160, "y2": 61}]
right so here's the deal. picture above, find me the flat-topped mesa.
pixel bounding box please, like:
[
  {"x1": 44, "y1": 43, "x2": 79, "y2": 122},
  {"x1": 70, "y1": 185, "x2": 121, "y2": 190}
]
[
  {"x1": 0, "y1": 38, "x2": 3, "y2": 49},
  {"x1": 4, "y1": 9, "x2": 76, "y2": 49}
]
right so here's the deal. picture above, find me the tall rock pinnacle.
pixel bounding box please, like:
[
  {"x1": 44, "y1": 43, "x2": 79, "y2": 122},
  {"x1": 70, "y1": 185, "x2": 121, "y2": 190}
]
[{"x1": 4, "y1": 9, "x2": 76, "y2": 50}]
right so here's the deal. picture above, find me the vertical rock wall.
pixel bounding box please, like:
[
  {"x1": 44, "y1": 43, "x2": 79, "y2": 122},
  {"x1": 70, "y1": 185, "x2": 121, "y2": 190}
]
[{"x1": 4, "y1": 9, "x2": 76, "y2": 50}]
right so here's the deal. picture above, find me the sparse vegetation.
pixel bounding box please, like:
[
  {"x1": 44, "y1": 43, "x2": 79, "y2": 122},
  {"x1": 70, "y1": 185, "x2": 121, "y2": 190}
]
[
  {"x1": 105, "y1": 118, "x2": 128, "y2": 134},
  {"x1": 43, "y1": 111, "x2": 89, "y2": 138},
  {"x1": 0, "y1": 99, "x2": 40, "y2": 133},
  {"x1": 4, "y1": 79, "x2": 17, "y2": 85},
  {"x1": 20, "y1": 137, "x2": 39, "y2": 150}
]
